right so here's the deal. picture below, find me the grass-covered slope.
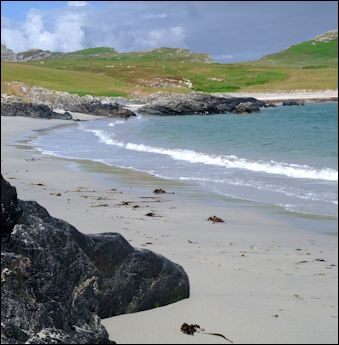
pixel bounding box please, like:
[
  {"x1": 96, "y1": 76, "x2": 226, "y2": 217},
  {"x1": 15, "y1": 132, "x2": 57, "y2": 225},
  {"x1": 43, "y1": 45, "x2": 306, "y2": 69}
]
[
  {"x1": 256, "y1": 30, "x2": 338, "y2": 67},
  {"x1": 1, "y1": 31, "x2": 337, "y2": 97}
]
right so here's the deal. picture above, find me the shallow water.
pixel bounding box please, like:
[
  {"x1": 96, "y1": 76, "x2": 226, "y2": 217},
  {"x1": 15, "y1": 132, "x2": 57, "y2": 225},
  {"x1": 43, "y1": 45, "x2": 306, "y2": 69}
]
[{"x1": 33, "y1": 103, "x2": 338, "y2": 218}]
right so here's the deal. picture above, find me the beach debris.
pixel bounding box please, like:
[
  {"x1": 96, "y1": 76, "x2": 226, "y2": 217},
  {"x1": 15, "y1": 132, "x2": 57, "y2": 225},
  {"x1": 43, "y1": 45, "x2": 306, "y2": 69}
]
[
  {"x1": 153, "y1": 188, "x2": 166, "y2": 194},
  {"x1": 208, "y1": 215, "x2": 224, "y2": 223},
  {"x1": 133, "y1": 205, "x2": 140, "y2": 209},
  {"x1": 50, "y1": 192, "x2": 61, "y2": 196},
  {"x1": 294, "y1": 294, "x2": 304, "y2": 300},
  {"x1": 181, "y1": 323, "x2": 201, "y2": 335},
  {"x1": 120, "y1": 201, "x2": 131, "y2": 206},
  {"x1": 180, "y1": 323, "x2": 233, "y2": 343},
  {"x1": 90, "y1": 203, "x2": 109, "y2": 207},
  {"x1": 315, "y1": 258, "x2": 326, "y2": 262},
  {"x1": 146, "y1": 212, "x2": 155, "y2": 217},
  {"x1": 272, "y1": 314, "x2": 280, "y2": 318},
  {"x1": 31, "y1": 183, "x2": 45, "y2": 186},
  {"x1": 296, "y1": 260, "x2": 309, "y2": 264}
]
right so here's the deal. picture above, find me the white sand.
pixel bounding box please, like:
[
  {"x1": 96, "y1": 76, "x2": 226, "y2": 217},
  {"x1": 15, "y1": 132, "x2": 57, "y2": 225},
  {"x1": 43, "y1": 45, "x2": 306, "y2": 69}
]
[
  {"x1": 1, "y1": 116, "x2": 338, "y2": 344},
  {"x1": 218, "y1": 89, "x2": 338, "y2": 102}
]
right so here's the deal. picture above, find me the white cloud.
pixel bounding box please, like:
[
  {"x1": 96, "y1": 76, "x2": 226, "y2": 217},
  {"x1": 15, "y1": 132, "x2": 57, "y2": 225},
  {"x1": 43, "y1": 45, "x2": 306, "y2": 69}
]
[
  {"x1": 1, "y1": 3, "x2": 187, "y2": 53},
  {"x1": 1, "y1": 8, "x2": 85, "y2": 52},
  {"x1": 133, "y1": 26, "x2": 186, "y2": 50},
  {"x1": 68, "y1": 1, "x2": 88, "y2": 7}
]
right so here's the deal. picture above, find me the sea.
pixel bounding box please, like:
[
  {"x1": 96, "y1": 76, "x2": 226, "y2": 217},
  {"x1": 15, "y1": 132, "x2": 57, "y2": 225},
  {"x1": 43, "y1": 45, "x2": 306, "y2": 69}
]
[{"x1": 32, "y1": 102, "x2": 338, "y2": 225}]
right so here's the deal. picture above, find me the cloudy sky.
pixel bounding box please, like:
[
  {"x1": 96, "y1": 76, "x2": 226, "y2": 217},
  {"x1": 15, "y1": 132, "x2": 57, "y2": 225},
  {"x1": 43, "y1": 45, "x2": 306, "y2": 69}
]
[{"x1": 1, "y1": 1, "x2": 338, "y2": 62}]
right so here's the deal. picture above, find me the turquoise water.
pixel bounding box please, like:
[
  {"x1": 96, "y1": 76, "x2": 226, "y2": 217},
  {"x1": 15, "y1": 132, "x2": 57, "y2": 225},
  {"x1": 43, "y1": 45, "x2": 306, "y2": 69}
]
[{"x1": 33, "y1": 103, "x2": 338, "y2": 217}]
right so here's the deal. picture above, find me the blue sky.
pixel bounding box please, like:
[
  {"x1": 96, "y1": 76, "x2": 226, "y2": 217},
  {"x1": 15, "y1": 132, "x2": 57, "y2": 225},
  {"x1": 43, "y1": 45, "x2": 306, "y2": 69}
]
[{"x1": 1, "y1": 1, "x2": 338, "y2": 62}]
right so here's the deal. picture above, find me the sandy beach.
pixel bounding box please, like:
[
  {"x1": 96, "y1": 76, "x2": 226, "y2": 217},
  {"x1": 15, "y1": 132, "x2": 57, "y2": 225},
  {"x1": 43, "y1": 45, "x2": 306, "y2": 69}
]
[
  {"x1": 219, "y1": 90, "x2": 338, "y2": 103},
  {"x1": 1, "y1": 116, "x2": 338, "y2": 344}
]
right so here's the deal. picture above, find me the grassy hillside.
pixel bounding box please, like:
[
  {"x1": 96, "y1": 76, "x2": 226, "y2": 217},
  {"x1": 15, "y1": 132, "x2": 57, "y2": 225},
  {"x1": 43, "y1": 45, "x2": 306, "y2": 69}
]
[
  {"x1": 1, "y1": 32, "x2": 337, "y2": 97},
  {"x1": 256, "y1": 31, "x2": 338, "y2": 67}
]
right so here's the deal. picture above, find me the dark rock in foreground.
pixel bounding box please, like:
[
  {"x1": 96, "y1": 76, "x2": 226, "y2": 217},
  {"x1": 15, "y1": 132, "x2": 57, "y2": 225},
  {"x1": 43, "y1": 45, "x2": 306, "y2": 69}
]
[
  {"x1": 1, "y1": 177, "x2": 22, "y2": 239},
  {"x1": 138, "y1": 93, "x2": 265, "y2": 115},
  {"x1": 1, "y1": 101, "x2": 72, "y2": 120},
  {"x1": 1, "y1": 175, "x2": 189, "y2": 344}
]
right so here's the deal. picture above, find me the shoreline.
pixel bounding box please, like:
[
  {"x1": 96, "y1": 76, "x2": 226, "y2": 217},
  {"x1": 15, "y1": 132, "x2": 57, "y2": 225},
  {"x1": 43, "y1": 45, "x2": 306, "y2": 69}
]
[
  {"x1": 217, "y1": 89, "x2": 338, "y2": 104},
  {"x1": 1, "y1": 116, "x2": 338, "y2": 344}
]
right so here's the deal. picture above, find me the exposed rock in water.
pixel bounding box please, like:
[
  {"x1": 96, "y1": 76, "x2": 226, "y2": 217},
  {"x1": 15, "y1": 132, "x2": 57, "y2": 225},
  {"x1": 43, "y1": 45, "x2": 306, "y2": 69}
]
[
  {"x1": 1, "y1": 98, "x2": 73, "y2": 120},
  {"x1": 282, "y1": 100, "x2": 304, "y2": 106},
  {"x1": 69, "y1": 101, "x2": 136, "y2": 118},
  {"x1": 1, "y1": 175, "x2": 189, "y2": 344},
  {"x1": 233, "y1": 102, "x2": 260, "y2": 114},
  {"x1": 138, "y1": 93, "x2": 265, "y2": 115}
]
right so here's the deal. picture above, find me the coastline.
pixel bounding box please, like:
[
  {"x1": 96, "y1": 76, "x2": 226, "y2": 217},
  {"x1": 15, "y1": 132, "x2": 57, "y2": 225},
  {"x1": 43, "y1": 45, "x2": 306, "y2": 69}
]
[
  {"x1": 218, "y1": 89, "x2": 338, "y2": 104},
  {"x1": 1, "y1": 116, "x2": 338, "y2": 344}
]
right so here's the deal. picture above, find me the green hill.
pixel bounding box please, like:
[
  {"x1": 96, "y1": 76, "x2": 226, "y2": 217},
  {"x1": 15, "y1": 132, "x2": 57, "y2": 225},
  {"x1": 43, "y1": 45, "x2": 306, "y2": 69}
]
[
  {"x1": 1, "y1": 31, "x2": 337, "y2": 97},
  {"x1": 256, "y1": 30, "x2": 338, "y2": 67}
]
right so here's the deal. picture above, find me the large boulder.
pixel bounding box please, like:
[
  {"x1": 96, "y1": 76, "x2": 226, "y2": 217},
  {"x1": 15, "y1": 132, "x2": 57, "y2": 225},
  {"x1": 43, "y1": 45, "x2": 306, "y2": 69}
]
[
  {"x1": 1, "y1": 100, "x2": 72, "y2": 120},
  {"x1": 1, "y1": 175, "x2": 22, "y2": 239},
  {"x1": 1, "y1": 176, "x2": 189, "y2": 344},
  {"x1": 138, "y1": 93, "x2": 265, "y2": 115}
]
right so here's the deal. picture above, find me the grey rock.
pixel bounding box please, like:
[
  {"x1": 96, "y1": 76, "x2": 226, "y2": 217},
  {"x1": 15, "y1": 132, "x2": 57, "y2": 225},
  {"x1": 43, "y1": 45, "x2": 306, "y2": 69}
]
[
  {"x1": 233, "y1": 102, "x2": 260, "y2": 114},
  {"x1": 1, "y1": 44, "x2": 17, "y2": 62},
  {"x1": 1, "y1": 83, "x2": 137, "y2": 119},
  {"x1": 138, "y1": 93, "x2": 265, "y2": 115},
  {"x1": 1, "y1": 175, "x2": 189, "y2": 344},
  {"x1": 70, "y1": 101, "x2": 136, "y2": 118},
  {"x1": 282, "y1": 100, "x2": 304, "y2": 106},
  {"x1": 263, "y1": 103, "x2": 277, "y2": 108},
  {"x1": 1, "y1": 100, "x2": 73, "y2": 120}
]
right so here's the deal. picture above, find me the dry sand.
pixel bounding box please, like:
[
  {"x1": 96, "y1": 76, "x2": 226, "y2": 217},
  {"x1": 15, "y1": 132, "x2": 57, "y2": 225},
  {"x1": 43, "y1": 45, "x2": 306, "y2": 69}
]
[
  {"x1": 219, "y1": 89, "x2": 338, "y2": 103},
  {"x1": 1, "y1": 116, "x2": 338, "y2": 344}
]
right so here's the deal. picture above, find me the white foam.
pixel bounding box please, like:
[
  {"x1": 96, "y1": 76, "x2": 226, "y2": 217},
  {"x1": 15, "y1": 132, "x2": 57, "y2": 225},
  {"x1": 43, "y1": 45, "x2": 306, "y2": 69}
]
[{"x1": 86, "y1": 129, "x2": 338, "y2": 181}]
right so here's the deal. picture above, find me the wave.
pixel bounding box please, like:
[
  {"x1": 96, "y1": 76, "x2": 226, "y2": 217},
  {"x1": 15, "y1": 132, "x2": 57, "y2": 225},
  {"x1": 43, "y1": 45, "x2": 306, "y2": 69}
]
[{"x1": 84, "y1": 129, "x2": 338, "y2": 181}]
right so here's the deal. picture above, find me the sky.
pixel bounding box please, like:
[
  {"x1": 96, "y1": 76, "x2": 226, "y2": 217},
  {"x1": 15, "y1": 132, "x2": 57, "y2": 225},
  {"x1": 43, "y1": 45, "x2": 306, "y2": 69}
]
[{"x1": 1, "y1": 1, "x2": 338, "y2": 62}]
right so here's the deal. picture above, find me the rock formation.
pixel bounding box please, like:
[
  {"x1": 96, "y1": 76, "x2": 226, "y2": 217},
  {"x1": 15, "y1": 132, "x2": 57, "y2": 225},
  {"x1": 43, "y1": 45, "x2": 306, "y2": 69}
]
[
  {"x1": 1, "y1": 97, "x2": 73, "y2": 120},
  {"x1": 138, "y1": 93, "x2": 265, "y2": 115},
  {"x1": 1, "y1": 83, "x2": 136, "y2": 119},
  {"x1": 282, "y1": 100, "x2": 304, "y2": 106},
  {"x1": 1, "y1": 44, "x2": 17, "y2": 61},
  {"x1": 233, "y1": 102, "x2": 260, "y2": 114},
  {"x1": 1, "y1": 175, "x2": 189, "y2": 344}
]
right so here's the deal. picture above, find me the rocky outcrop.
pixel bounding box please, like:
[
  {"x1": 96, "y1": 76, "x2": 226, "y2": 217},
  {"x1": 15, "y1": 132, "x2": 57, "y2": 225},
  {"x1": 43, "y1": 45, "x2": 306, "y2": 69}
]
[
  {"x1": 1, "y1": 97, "x2": 73, "y2": 120},
  {"x1": 1, "y1": 44, "x2": 57, "y2": 62},
  {"x1": 1, "y1": 175, "x2": 189, "y2": 344},
  {"x1": 1, "y1": 44, "x2": 17, "y2": 61},
  {"x1": 233, "y1": 102, "x2": 260, "y2": 114},
  {"x1": 282, "y1": 100, "x2": 304, "y2": 106},
  {"x1": 2, "y1": 83, "x2": 137, "y2": 118},
  {"x1": 138, "y1": 93, "x2": 265, "y2": 115},
  {"x1": 69, "y1": 101, "x2": 136, "y2": 118}
]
